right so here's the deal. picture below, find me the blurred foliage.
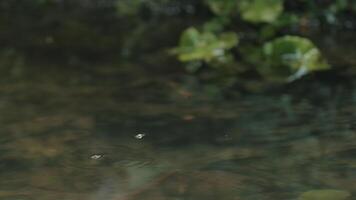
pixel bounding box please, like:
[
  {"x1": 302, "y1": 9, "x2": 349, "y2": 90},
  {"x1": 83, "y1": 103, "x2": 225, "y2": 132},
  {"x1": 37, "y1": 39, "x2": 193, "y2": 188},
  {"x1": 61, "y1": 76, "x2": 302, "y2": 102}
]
[
  {"x1": 172, "y1": 0, "x2": 355, "y2": 86},
  {"x1": 116, "y1": 0, "x2": 143, "y2": 16},
  {"x1": 261, "y1": 36, "x2": 329, "y2": 81},
  {"x1": 0, "y1": 0, "x2": 355, "y2": 91},
  {"x1": 238, "y1": 0, "x2": 284, "y2": 23},
  {"x1": 173, "y1": 27, "x2": 238, "y2": 64},
  {"x1": 204, "y1": 0, "x2": 237, "y2": 16}
]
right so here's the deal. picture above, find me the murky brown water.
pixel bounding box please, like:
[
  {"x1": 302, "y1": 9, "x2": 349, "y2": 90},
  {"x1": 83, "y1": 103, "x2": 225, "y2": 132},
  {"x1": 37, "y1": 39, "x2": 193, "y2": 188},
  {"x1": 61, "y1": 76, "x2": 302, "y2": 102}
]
[{"x1": 0, "y1": 64, "x2": 356, "y2": 200}]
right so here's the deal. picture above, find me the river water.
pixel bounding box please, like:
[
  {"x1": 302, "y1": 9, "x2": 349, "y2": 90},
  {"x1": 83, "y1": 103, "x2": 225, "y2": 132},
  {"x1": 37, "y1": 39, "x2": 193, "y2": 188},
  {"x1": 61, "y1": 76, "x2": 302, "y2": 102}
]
[{"x1": 0, "y1": 62, "x2": 355, "y2": 200}]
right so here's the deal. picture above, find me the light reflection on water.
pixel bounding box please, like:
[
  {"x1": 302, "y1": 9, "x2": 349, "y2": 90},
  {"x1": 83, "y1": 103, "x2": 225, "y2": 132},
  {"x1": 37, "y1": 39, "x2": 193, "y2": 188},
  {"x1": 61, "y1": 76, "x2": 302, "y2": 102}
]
[{"x1": 0, "y1": 70, "x2": 356, "y2": 200}]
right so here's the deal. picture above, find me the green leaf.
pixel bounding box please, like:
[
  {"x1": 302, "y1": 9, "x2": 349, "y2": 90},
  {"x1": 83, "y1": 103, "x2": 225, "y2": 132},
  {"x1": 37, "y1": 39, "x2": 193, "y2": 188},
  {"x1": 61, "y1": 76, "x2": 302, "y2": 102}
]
[
  {"x1": 179, "y1": 27, "x2": 201, "y2": 48},
  {"x1": 219, "y1": 32, "x2": 239, "y2": 49},
  {"x1": 298, "y1": 189, "x2": 351, "y2": 200},
  {"x1": 238, "y1": 0, "x2": 284, "y2": 23},
  {"x1": 205, "y1": 0, "x2": 237, "y2": 16},
  {"x1": 116, "y1": 0, "x2": 142, "y2": 16},
  {"x1": 203, "y1": 17, "x2": 230, "y2": 32},
  {"x1": 260, "y1": 35, "x2": 329, "y2": 81},
  {"x1": 173, "y1": 27, "x2": 239, "y2": 64}
]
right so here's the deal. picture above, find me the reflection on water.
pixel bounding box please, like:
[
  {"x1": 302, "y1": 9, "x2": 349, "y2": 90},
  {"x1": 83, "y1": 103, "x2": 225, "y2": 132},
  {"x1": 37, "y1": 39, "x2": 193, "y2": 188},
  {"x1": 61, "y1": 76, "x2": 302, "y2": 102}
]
[{"x1": 0, "y1": 67, "x2": 356, "y2": 200}]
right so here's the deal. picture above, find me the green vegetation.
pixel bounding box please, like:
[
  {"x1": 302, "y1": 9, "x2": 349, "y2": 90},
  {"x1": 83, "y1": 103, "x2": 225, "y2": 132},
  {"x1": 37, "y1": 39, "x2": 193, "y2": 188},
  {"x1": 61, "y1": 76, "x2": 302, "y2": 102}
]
[
  {"x1": 238, "y1": 0, "x2": 284, "y2": 23},
  {"x1": 174, "y1": 28, "x2": 238, "y2": 63},
  {"x1": 260, "y1": 35, "x2": 329, "y2": 81},
  {"x1": 0, "y1": 0, "x2": 355, "y2": 91},
  {"x1": 173, "y1": 0, "x2": 355, "y2": 86}
]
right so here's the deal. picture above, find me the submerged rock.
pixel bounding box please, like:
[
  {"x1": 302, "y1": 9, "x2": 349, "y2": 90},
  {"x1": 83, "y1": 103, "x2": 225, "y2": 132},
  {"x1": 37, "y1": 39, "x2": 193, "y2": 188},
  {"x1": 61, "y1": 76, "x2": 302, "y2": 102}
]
[
  {"x1": 125, "y1": 170, "x2": 244, "y2": 200},
  {"x1": 298, "y1": 189, "x2": 351, "y2": 200}
]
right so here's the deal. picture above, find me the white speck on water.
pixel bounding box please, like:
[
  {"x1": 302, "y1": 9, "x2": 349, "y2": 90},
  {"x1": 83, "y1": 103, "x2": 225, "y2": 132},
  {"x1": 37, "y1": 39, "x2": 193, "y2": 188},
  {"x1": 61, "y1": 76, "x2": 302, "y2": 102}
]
[
  {"x1": 135, "y1": 133, "x2": 146, "y2": 139},
  {"x1": 90, "y1": 154, "x2": 103, "y2": 160}
]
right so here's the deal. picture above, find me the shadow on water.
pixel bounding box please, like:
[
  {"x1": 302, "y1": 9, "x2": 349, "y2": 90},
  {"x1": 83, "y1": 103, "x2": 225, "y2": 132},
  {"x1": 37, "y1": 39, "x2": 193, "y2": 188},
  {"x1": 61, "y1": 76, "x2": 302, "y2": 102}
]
[{"x1": 0, "y1": 61, "x2": 356, "y2": 200}]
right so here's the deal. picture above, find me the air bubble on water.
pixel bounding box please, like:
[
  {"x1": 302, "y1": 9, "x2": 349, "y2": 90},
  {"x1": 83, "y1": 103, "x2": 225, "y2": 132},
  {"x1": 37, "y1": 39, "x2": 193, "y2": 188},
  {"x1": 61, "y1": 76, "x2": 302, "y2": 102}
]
[
  {"x1": 135, "y1": 133, "x2": 146, "y2": 139},
  {"x1": 90, "y1": 154, "x2": 103, "y2": 160}
]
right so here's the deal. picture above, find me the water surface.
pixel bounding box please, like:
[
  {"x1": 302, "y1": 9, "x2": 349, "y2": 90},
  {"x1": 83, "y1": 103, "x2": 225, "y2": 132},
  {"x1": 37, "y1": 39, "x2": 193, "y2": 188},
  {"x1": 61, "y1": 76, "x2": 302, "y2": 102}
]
[{"x1": 0, "y1": 65, "x2": 356, "y2": 200}]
